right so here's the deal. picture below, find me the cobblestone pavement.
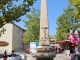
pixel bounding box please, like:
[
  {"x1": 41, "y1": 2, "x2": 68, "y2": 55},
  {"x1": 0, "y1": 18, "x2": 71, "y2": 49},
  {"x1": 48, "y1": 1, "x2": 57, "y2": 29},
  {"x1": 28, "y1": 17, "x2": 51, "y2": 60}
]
[
  {"x1": 27, "y1": 53, "x2": 71, "y2": 60},
  {"x1": 54, "y1": 54, "x2": 71, "y2": 60}
]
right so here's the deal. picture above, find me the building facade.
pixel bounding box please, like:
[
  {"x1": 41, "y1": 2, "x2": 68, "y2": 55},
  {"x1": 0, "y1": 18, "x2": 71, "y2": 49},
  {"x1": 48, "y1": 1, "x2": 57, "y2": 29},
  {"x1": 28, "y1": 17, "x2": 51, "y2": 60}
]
[
  {"x1": 0, "y1": 23, "x2": 26, "y2": 53},
  {"x1": 49, "y1": 36, "x2": 56, "y2": 46}
]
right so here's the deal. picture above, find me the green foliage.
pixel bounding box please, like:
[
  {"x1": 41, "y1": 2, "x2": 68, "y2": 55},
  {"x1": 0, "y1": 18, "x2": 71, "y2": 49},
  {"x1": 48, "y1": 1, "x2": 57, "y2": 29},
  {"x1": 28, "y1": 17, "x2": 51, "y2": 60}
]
[
  {"x1": 0, "y1": 0, "x2": 36, "y2": 28},
  {"x1": 56, "y1": 4, "x2": 78, "y2": 41},
  {"x1": 23, "y1": 8, "x2": 40, "y2": 44},
  {"x1": 68, "y1": 0, "x2": 80, "y2": 20}
]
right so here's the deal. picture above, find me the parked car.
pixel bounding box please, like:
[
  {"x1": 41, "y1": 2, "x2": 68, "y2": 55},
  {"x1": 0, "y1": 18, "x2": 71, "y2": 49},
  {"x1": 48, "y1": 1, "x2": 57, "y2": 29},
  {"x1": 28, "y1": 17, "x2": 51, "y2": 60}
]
[{"x1": 26, "y1": 48, "x2": 30, "y2": 54}]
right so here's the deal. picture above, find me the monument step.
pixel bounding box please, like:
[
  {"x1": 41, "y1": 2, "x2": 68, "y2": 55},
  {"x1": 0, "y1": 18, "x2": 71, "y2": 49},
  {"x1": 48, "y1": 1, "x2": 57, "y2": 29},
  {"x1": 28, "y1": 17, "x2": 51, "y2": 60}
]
[
  {"x1": 37, "y1": 50, "x2": 54, "y2": 53},
  {"x1": 37, "y1": 46, "x2": 55, "y2": 49},
  {"x1": 32, "y1": 52, "x2": 56, "y2": 58},
  {"x1": 36, "y1": 46, "x2": 55, "y2": 51}
]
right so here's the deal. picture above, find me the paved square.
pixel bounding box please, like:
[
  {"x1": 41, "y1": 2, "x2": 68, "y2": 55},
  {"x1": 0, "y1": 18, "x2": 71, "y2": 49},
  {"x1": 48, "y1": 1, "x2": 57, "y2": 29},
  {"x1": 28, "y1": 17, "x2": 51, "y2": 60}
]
[{"x1": 27, "y1": 54, "x2": 71, "y2": 60}]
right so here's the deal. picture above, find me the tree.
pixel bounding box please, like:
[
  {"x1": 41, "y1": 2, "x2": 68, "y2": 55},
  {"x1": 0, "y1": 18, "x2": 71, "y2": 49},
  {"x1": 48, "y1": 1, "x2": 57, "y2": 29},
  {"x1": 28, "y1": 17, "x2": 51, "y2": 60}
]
[
  {"x1": 23, "y1": 8, "x2": 40, "y2": 44},
  {"x1": 68, "y1": 0, "x2": 80, "y2": 20},
  {"x1": 56, "y1": 4, "x2": 77, "y2": 41},
  {"x1": 0, "y1": 0, "x2": 37, "y2": 28}
]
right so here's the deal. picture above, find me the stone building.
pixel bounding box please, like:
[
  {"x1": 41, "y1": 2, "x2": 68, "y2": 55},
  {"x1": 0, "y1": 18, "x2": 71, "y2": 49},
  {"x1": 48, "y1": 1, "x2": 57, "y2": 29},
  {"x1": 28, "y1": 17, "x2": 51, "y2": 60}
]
[{"x1": 0, "y1": 23, "x2": 26, "y2": 53}]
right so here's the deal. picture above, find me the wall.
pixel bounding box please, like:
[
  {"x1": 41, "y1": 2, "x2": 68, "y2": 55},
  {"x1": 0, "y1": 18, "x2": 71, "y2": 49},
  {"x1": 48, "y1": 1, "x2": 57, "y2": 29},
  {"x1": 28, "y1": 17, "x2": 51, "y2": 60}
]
[
  {"x1": 12, "y1": 25, "x2": 20, "y2": 52},
  {"x1": 19, "y1": 29, "x2": 23, "y2": 51},
  {"x1": 0, "y1": 23, "x2": 13, "y2": 53},
  {"x1": 12, "y1": 24, "x2": 25, "y2": 52},
  {"x1": 19, "y1": 29, "x2": 27, "y2": 52}
]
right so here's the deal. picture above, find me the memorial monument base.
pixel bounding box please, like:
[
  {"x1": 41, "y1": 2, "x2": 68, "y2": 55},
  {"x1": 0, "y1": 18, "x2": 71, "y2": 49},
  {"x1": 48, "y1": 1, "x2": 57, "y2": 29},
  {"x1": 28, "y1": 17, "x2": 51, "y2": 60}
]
[{"x1": 32, "y1": 46, "x2": 56, "y2": 60}]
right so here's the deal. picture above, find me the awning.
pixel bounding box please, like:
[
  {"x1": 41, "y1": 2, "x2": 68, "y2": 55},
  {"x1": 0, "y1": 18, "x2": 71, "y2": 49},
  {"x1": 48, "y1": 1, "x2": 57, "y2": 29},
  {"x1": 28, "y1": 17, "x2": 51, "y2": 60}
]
[
  {"x1": 56, "y1": 40, "x2": 71, "y2": 44},
  {"x1": 0, "y1": 41, "x2": 9, "y2": 46},
  {"x1": 56, "y1": 40, "x2": 76, "y2": 46}
]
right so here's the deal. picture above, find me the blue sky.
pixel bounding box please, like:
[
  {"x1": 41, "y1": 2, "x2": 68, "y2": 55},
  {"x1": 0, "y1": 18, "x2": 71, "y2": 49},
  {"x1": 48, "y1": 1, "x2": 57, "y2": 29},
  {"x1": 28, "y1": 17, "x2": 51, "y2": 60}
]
[{"x1": 15, "y1": 0, "x2": 68, "y2": 36}]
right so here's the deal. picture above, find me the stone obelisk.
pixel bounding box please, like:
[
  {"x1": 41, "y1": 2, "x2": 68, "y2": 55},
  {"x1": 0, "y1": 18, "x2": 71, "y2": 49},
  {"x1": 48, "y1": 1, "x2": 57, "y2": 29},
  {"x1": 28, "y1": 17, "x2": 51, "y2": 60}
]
[
  {"x1": 32, "y1": 0, "x2": 56, "y2": 60},
  {"x1": 39, "y1": 0, "x2": 49, "y2": 46}
]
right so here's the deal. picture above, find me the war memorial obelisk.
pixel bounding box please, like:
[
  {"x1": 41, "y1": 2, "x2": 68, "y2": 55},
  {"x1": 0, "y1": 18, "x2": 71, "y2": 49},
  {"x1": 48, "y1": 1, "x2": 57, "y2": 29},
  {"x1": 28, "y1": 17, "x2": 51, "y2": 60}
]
[{"x1": 33, "y1": 0, "x2": 56, "y2": 60}]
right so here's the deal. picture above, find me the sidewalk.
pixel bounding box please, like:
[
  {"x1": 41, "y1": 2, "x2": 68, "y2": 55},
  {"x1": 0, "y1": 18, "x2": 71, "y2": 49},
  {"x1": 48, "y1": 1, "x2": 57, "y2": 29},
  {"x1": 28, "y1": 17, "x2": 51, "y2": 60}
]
[{"x1": 54, "y1": 53, "x2": 71, "y2": 60}]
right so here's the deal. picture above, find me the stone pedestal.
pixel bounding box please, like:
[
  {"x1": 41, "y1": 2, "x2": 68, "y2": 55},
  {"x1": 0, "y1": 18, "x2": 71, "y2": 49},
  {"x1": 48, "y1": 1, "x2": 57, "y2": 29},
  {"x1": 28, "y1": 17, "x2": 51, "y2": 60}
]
[{"x1": 32, "y1": 46, "x2": 56, "y2": 60}]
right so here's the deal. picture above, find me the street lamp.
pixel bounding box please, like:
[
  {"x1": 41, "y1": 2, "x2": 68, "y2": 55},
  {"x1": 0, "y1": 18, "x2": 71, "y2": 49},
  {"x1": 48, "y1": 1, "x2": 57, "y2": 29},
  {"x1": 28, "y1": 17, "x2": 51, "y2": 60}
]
[
  {"x1": 1, "y1": 27, "x2": 6, "y2": 34},
  {"x1": 0, "y1": 27, "x2": 6, "y2": 37}
]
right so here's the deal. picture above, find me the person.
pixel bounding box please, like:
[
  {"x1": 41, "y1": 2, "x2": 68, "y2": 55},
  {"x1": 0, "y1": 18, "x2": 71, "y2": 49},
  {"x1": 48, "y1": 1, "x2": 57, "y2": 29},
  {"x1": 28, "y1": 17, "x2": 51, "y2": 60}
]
[
  {"x1": 55, "y1": 47, "x2": 57, "y2": 52},
  {"x1": 11, "y1": 50, "x2": 16, "y2": 56},
  {"x1": 11, "y1": 50, "x2": 14, "y2": 54},
  {"x1": 3, "y1": 50, "x2": 7, "y2": 60}
]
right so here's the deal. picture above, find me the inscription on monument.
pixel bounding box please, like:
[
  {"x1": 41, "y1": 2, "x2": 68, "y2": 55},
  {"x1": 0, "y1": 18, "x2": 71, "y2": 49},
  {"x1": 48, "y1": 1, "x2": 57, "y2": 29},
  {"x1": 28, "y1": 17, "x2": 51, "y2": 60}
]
[
  {"x1": 40, "y1": 27, "x2": 49, "y2": 45},
  {"x1": 41, "y1": 27, "x2": 48, "y2": 41}
]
